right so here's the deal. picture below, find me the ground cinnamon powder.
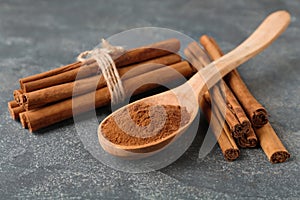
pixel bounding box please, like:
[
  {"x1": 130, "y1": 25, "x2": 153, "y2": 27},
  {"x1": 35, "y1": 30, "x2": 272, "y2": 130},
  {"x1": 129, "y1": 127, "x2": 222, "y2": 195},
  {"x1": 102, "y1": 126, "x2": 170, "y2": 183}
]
[{"x1": 101, "y1": 103, "x2": 190, "y2": 146}]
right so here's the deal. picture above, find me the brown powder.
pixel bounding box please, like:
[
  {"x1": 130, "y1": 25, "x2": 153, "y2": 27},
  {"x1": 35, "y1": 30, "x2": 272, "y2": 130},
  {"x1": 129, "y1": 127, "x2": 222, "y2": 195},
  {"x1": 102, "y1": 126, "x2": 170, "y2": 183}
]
[{"x1": 101, "y1": 103, "x2": 190, "y2": 146}]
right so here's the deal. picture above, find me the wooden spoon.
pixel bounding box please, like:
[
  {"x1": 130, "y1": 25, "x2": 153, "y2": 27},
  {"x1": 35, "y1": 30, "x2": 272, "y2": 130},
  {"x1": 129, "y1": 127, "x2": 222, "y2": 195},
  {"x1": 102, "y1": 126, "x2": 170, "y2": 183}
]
[{"x1": 98, "y1": 11, "x2": 291, "y2": 158}]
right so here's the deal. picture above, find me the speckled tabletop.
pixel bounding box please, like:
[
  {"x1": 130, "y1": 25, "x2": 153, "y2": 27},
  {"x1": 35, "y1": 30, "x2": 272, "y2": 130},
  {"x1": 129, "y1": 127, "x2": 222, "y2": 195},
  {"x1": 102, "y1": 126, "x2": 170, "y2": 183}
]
[{"x1": 0, "y1": 0, "x2": 299, "y2": 199}]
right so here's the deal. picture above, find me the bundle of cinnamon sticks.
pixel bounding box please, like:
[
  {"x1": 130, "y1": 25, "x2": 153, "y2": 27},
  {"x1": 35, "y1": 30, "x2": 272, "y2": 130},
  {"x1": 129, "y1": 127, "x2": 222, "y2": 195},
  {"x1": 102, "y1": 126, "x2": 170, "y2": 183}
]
[
  {"x1": 186, "y1": 35, "x2": 290, "y2": 163},
  {"x1": 8, "y1": 38, "x2": 194, "y2": 132}
]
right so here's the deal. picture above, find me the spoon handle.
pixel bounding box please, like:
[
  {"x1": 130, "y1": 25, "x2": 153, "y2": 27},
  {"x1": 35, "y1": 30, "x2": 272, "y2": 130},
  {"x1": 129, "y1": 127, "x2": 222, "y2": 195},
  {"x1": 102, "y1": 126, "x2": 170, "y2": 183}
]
[{"x1": 188, "y1": 10, "x2": 290, "y2": 96}]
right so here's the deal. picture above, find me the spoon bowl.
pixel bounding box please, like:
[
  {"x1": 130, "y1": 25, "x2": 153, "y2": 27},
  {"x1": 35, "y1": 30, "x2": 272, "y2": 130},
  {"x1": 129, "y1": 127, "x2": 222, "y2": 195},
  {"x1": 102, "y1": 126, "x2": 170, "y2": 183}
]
[
  {"x1": 98, "y1": 87, "x2": 199, "y2": 158},
  {"x1": 98, "y1": 10, "x2": 291, "y2": 158}
]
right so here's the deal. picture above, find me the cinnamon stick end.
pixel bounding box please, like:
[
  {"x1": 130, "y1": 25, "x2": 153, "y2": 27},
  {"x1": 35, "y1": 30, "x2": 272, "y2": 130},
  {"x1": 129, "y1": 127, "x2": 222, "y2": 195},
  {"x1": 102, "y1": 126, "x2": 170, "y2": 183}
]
[
  {"x1": 232, "y1": 124, "x2": 244, "y2": 138},
  {"x1": 224, "y1": 149, "x2": 240, "y2": 161},
  {"x1": 199, "y1": 35, "x2": 210, "y2": 46},
  {"x1": 237, "y1": 139, "x2": 247, "y2": 148},
  {"x1": 19, "y1": 113, "x2": 28, "y2": 129},
  {"x1": 8, "y1": 107, "x2": 17, "y2": 120},
  {"x1": 237, "y1": 137, "x2": 258, "y2": 148},
  {"x1": 13, "y1": 92, "x2": 21, "y2": 105},
  {"x1": 245, "y1": 138, "x2": 258, "y2": 148},
  {"x1": 270, "y1": 151, "x2": 291, "y2": 164},
  {"x1": 8, "y1": 101, "x2": 25, "y2": 120},
  {"x1": 19, "y1": 80, "x2": 25, "y2": 91},
  {"x1": 248, "y1": 139, "x2": 258, "y2": 148},
  {"x1": 252, "y1": 109, "x2": 268, "y2": 128}
]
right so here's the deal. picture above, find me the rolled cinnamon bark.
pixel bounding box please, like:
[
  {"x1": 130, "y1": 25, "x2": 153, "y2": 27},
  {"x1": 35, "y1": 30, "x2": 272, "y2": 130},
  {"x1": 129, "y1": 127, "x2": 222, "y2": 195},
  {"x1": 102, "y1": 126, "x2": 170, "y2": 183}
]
[
  {"x1": 186, "y1": 40, "x2": 251, "y2": 138},
  {"x1": 237, "y1": 128, "x2": 258, "y2": 148},
  {"x1": 114, "y1": 38, "x2": 180, "y2": 66},
  {"x1": 204, "y1": 90, "x2": 258, "y2": 148},
  {"x1": 199, "y1": 35, "x2": 258, "y2": 148},
  {"x1": 21, "y1": 62, "x2": 99, "y2": 93},
  {"x1": 20, "y1": 38, "x2": 180, "y2": 92},
  {"x1": 8, "y1": 100, "x2": 25, "y2": 120},
  {"x1": 225, "y1": 70, "x2": 268, "y2": 128},
  {"x1": 19, "y1": 54, "x2": 181, "y2": 110},
  {"x1": 185, "y1": 41, "x2": 240, "y2": 158},
  {"x1": 20, "y1": 112, "x2": 29, "y2": 129},
  {"x1": 13, "y1": 89, "x2": 23, "y2": 104},
  {"x1": 200, "y1": 97, "x2": 240, "y2": 161},
  {"x1": 201, "y1": 35, "x2": 268, "y2": 128},
  {"x1": 20, "y1": 61, "x2": 84, "y2": 85},
  {"x1": 211, "y1": 85, "x2": 249, "y2": 138},
  {"x1": 199, "y1": 36, "x2": 253, "y2": 134},
  {"x1": 255, "y1": 123, "x2": 290, "y2": 163},
  {"x1": 21, "y1": 61, "x2": 193, "y2": 132},
  {"x1": 204, "y1": 36, "x2": 289, "y2": 162},
  {"x1": 8, "y1": 100, "x2": 18, "y2": 108},
  {"x1": 220, "y1": 84, "x2": 251, "y2": 136},
  {"x1": 118, "y1": 54, "x2": 181, "y2": 79}
]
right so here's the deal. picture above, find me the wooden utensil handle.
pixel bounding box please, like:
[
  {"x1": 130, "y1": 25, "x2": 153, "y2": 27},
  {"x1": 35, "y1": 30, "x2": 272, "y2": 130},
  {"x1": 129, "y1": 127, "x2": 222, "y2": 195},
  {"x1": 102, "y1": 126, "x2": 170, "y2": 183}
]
[{"x1": 189, "y1": 10, "x2": 291, "y2": 96}]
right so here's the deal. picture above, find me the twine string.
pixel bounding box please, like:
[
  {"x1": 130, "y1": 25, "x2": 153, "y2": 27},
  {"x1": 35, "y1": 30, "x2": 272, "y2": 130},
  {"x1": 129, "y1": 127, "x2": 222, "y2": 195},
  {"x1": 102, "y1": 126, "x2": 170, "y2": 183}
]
[{"x1": 77, "y1": 39, "x2": 126, "y2": 104}]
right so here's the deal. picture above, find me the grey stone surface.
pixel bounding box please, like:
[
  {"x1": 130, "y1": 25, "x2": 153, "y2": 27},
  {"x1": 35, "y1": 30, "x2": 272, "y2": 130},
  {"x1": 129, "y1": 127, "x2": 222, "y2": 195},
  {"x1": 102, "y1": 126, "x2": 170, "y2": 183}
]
[{"x1": 0, "y1": 0, "x2": 299, "y2": 199}]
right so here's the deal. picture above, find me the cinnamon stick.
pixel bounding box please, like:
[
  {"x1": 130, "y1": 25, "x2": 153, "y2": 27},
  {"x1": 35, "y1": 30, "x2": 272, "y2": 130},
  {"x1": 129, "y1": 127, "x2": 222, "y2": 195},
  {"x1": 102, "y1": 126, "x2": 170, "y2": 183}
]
[
  {"x1": 255, "y1": 123, "x2": 290, "y2": 163},
  {"x1": 226, "y1": 70, "x2": 268, "y2": 128},
  {"x1": 13, "y1": 89, "x2": 23, "y2": 105},
  {"x1": 20, "y1": 38, "x2": 180, "y2": 92},
  {"x1": 114, "y1": 38, "x2": 180, "y2": 66},
  {"x1": 21, "y1": 62, "x2": 99, "y2": 93},
  {"x1": 20, "y1": 61, "x2": 84, "y2": 85},
  {"x1": 186, "y1": 41, "x2": 252, "y2": 139},
  {"x1": 210, "y1": 85, "x2": 249, "y2": 138},
  {"x1": 200, "y1": 97, "x2": 239, "y2": 161},
  {"x1": 184, "y1": 42, "x2": 240, "y2": 157},
  {"x1": 20, "y1": 112, "x2": 29, "y2": 129},
  {"x1": 204, "y1": 89, "x2": 257, "y2": 149},
  {"x1": 201, "y1": 36, "x2": 268, "y2": 128},
  {"x1": 199, "y1": 35, "x2": 258, "y2": 147},
  {"x1": 237, "y1": 128, "x2": 258, "y2": 148},
  {"x1": 8, "y1": 100, "x2": 18, "y2": 108},
  {"x1": 19, "y1": 54, "x2": 181, "y2": 110},
  {"x1": 21, "y1": 61, "x2": 193, "y2": 132},
  {"x1": 199, "y1": 36, "x2": 253, "y2": 134},
  {"x1": 8, "y1": 100, "x2": 25, "y2": 120},
  {"x1": 220, "y1": 84, "x2": 251, "y2": 136},
  {"x1": 204, "y1": 35, "x2": 290, "y2": 162}
]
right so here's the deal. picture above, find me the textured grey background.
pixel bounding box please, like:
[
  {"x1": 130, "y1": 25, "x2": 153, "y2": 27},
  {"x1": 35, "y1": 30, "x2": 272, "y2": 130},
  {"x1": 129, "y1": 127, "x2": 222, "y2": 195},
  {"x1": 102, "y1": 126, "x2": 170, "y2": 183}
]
[{"x1": 0, "y1": 0, "x2": 299, "y2": 199}]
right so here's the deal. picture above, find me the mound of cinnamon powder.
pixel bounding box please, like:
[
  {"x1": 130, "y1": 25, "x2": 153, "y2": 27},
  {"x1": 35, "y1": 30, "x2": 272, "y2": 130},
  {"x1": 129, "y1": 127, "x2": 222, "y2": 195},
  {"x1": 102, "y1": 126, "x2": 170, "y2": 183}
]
[{"x1": 101, "y1": 103, "x2": 190, "y2": 146}]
